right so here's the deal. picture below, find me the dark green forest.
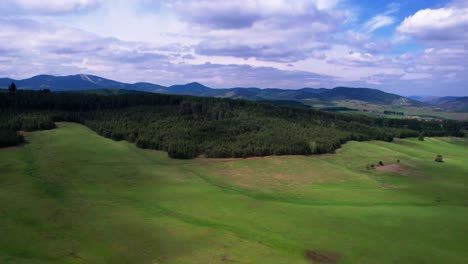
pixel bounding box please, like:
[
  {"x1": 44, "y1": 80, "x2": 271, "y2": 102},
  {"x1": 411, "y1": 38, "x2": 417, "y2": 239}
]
[{"x1": 0, "y1": 90, "x2": 465, "y2": 159}]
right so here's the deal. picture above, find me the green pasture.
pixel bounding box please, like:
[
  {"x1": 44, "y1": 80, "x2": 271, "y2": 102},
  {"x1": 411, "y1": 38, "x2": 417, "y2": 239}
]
[{"x1": 1, "y1": 123, "x2": 467, "y2": 263}]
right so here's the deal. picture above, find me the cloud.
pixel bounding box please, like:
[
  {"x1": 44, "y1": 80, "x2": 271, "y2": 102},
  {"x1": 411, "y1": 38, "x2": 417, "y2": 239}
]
[
  {"x1": 170, "y1": 1, "x2": 261, "y2": 29},
  {"x1": 169, "y1": 0, "x2": 344, "y2": 30},
  {"x1": 362, "y1": 15, "x2": 395, "y2": 33},
  {"x1": 0, "y1": 16, "x2": 334, "y2": 88},
  {"x1": 0, "y1": 0, "x2": 467, "y2": 96},
  {"x1": 1, "y1": 0, "x2": 100, "y2": 14},
  {"x1": 156, "y1": 63, "x2": 334, "y2": 88},
  {"x1": 328, "y1": 51, "x2": 387, "y2": 67},
  {"x1": 194, "y1": 40, "x2": 327, "y2": 63},
  {"x1": 0, "y1": 17, "x2": 171, "y2": 77},
  {"x1": 397, "y1": 5, "x2": 468, "y2": 43},
  {"x1": 161, "y1": 0, "x2": 346, "y2": 63}
]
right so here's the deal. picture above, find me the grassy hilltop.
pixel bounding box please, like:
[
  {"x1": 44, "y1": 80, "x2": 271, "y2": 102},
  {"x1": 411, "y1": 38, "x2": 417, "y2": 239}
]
[{"x1": 1, "y1": 123, "x2": 467, "y2": 264}]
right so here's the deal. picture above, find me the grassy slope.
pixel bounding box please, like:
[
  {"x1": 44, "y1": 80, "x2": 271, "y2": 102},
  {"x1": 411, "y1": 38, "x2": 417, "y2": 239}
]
[
  {"x1": 306, "y1": 99, "x2": 468, "y2": 120},
  {"x1": 1, "y1": 123, "x2": 467, "y2": 264}
]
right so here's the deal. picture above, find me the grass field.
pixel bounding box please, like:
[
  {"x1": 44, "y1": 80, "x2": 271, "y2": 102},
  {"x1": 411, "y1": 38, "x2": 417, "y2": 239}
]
[
  {"x1": 1, "y1": 123, "x2": 467, "y2": 264},
  {"x1": 306, "y1": 100, "x2": 468, "y2": 120}
]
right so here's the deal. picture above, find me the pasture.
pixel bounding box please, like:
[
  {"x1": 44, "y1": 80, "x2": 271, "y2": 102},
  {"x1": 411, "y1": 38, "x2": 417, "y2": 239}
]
[{"x1": 1, "y1": 123, "x2": 467, "y2": 263}]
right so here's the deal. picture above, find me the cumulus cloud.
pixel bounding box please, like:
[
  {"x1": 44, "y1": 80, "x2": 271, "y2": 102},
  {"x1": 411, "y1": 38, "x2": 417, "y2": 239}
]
[{"x1": 398, "y1": 5, "x2": 468, "y2": 43}]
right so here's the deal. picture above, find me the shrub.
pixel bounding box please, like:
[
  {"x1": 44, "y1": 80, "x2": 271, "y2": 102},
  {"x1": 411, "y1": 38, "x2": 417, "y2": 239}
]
[
  {"x1": 434, "y1": 155, "x2": 444, "y2": 163},
  {"x1": 379, "y1": 161, "x2": 384, "y2": 166},
  {"x1": 418, "y1": 132, "x2": 425, "y2": 141},
  {"x1": 0, "y1": 129, "x2": 24, "y2": 148}
]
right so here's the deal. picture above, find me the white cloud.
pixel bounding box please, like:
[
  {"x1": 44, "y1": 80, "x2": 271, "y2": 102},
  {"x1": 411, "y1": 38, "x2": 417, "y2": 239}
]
[
  {"x1": 1, "y1": 0, "x2": 100, "y2": 14},
  {"x1": 362, "y1": 15, "x2": 395, "y2": 33},
  {"x1": 0, "y1": 0, "x2": 467, "y2": 95},
  {"x1": 398, "y1": 6, "x2": 468, "y2": 43},
  {"x1": 400, "y1": 73, "x2": 431, "y2": 81}
]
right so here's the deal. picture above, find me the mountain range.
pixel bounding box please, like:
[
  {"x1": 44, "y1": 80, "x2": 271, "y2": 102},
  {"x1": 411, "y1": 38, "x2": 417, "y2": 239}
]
[{"x1": 1, "y1": 74, "x2": 466, "y2": 112}]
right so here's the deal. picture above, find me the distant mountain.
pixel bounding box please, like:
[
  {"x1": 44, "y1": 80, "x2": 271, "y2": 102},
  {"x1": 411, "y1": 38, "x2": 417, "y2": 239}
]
[
  {"x1": 0, "y1": 74, "x2": 422, "y2": 106},
  {"x1": 409, "y1": 95, "x2": 443, "y2": 104},
  {"x1": 0, "y1": 74, "x2": 125, "y2": 91},
  {"x1": 158, "y1": 85, "x2": 419, "y2": 106},
  {"x1": 433, "y1": 97, "x2": 468, "y2": 112},
  {"x1": 409, "y1": 95, "x2": 468, "y2": 112}
]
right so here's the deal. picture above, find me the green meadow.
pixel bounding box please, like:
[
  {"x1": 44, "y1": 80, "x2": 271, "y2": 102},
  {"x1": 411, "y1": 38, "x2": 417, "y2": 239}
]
[
  {"x1": 315, "y1": 100, "x2": 468, "y2": 120},
  {"x1": 1, "y1": 123, "x2": 467, "y2": 264}
]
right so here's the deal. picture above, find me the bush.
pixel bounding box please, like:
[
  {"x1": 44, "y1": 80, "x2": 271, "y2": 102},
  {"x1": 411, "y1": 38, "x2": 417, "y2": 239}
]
[
  {"x1": 379, "y1": 161, "x2": 384, "y2": 166},
  {"x1": 435, "y1": 155, "x2": 444, "y2": 163},
  {"x1": 0, "y1": 129, "x2": 24, "y2": 148},
  {"x1": 418, "y1": 132, "x2": 425, "y2": 141}
]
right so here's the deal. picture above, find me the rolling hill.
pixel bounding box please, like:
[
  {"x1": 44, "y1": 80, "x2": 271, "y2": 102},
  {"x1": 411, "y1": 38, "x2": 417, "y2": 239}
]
[
  {"x1": 1, "y1": 122, "x2": 468, "y2": 263},
  {"x1": 0, "y1": 74, "x2": 422, "y2": 106},
  {"x1": 410, "y1": 95, "x2": 468, "y2": 113},
  {"x1": 433, "y1": 97, "x2": 468, "y2": 112}
]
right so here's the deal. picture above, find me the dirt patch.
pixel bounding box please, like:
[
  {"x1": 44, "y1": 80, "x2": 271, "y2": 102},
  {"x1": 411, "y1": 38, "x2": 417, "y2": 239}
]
[
  {"x1": 305, "y1": 250, "x2": 341, "y2": 263},
  {"x1": 221, "y1": 255, "x2": 236, "y2": 262},
  {"x1": 273, "y1": 173, "x2": 289, "y2": 180},
  {"x1": 375, "y1": 164, "x2": 405, "y2": 173},
  {"x1": 375, "y1": 164, "x2": 429, "y2": 179}
]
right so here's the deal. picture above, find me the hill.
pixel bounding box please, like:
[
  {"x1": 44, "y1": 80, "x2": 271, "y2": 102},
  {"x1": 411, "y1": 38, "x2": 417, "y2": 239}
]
[
  {"x1": 0, "y1": 74, "x2": 421, "y2": 106},
  {"x1": 1, "y1": 122, "x2": 467, "y2": 263},
  {"x1": 433, "y1": 97, "x2": 468, "y2": 112},
  {"x1": 0, "y1": 90, "x2": 464, "y2": 159}
]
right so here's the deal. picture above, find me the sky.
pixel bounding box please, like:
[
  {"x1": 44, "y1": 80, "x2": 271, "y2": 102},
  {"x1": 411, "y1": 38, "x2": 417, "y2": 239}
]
[{"x1": 0, "y1": 0, "x2": 467, "y2": 96}]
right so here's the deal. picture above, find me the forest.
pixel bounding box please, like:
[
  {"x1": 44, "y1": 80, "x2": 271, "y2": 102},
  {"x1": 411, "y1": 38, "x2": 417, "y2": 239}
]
[{"x1": 0, "y1": 90, "x2": 465, "y2": 159}]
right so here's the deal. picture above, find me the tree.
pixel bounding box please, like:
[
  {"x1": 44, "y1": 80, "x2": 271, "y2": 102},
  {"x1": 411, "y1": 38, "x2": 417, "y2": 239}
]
[
  {"x1": 418, "y1": 132, "x2": 425, "y2": 141},
  {"x1": 8, "y1": 82, "x2": 17, "y2": 93},
  {"x1": 435, "y1": 155, "x2": 443, "y2": 163}
]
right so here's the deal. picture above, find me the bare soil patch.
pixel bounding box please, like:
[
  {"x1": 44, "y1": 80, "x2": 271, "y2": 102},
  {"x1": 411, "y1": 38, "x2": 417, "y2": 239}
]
[
  {"x1": 375, "y1": 164, "x2": 405, "y2": 173},
  {"x1": 375, "y1": 164, "x2": 429, "y2": 179},
  {"x1": 305, "y1": 250, "x2": 341, "y2": 263}
]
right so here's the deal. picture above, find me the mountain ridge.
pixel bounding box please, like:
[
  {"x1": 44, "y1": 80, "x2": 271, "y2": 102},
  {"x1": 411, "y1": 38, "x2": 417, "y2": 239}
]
[{"x1": 0, "y1": 74, "x2": 423, "y2": 106}]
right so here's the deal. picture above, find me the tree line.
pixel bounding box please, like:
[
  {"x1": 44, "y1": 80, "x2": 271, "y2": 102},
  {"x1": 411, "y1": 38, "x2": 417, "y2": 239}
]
[{"x1": 0, "y1": 90, "x2": 465, "y2": 159}]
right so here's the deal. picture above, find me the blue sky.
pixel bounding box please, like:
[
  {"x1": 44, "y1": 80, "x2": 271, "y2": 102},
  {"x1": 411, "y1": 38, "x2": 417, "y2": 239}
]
[{"x1": 0, "y1": 0, "x2": 467, "y2": 95}]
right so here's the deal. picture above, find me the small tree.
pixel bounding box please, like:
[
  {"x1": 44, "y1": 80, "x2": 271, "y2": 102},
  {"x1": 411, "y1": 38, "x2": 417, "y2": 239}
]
[
  {"x1": 418, "y1": 132, "x2": 425, "y2": 141},
  {"x1": 434, "y1": 155, "x2": 443, "y2": 163},
  {"x1": 379, "y1": 161, "x2": 384, "y2": 166},
  {"x1": 8, "y1": 82, "x2": 17, "y2": 93}
]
